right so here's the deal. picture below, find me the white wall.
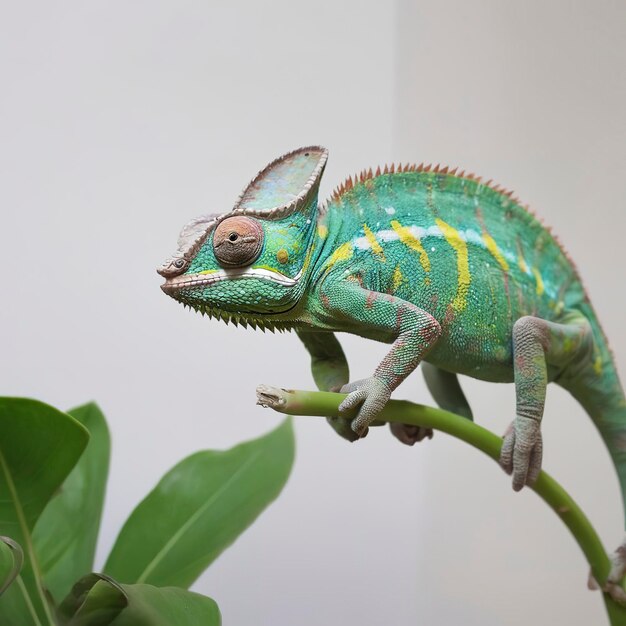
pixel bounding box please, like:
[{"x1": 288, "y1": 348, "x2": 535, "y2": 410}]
[
  {"x1": 395, "y1": 2, "x2": 626, "y2": 624},
  {"x1": 1, "y1": 1, "x2": 625, "y2": 624}
]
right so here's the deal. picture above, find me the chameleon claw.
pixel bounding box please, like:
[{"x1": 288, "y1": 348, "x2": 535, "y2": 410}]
[
  {"x1": 599, "y1": 539, "x2": 626, "y2": 605},
  {"x1": 605, "y1": 581, "x2": 626, "y2": 606},
  {"x1": 586, "y1": 567, "x2": 626, "y2": 607}
]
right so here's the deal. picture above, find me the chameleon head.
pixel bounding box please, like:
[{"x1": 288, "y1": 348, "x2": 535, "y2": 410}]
[{"x1": 158, "y1": 146, "x2": 328, "y2": 320}]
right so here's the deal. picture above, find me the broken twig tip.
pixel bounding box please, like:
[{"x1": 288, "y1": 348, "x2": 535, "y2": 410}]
[{"x1": 256, "y1": 384, "x2": 288, "y2": 410}]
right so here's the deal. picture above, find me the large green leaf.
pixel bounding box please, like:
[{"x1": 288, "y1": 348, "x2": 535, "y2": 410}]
[
  {"x1": 0, "y1": 537, "x2": 23, "y2": 596},
  {"x1": 0, "y1": 398, "x2": 89, "y2": 626},
  {"x1": 33, "y1": 403, "x2": 111, "y2": 602},
  {"x1": 0, "y1": 397, "x2": 89, "y2": 626},
  {"x1": 104, "y1": 419, "x2": 295, "y2": 587},
  {"x1": 59, "y1": 574, "x2": 220, "y2": 626}
]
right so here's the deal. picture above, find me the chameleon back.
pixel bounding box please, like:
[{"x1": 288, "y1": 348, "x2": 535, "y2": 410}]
[{"x1": 313, "y1": 167, "x2": 584, "y2": 380}]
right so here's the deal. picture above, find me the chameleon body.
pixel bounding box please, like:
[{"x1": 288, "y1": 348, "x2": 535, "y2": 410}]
[{"x1": 158, "y1": 146, "x2": 626, "y2": 598}]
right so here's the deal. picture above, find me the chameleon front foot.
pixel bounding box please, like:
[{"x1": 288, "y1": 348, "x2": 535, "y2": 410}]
[
  {"x1": 339, "y1": 377, "x2": 391, "y2": 437},
  {"x1": 499, "y1": 417, "x2": 543, "y2": 491},
  {"x1": 389, "y1": 422, "x2": 433, "y2": 446}
]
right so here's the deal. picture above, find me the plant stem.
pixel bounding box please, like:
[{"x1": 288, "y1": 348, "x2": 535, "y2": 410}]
[
  {"x1": 16, "y1": 576, "x2": 43, "y2": 626},
  {"x1": 256, "y1": 385, "x2": 626, "y2": 625}
]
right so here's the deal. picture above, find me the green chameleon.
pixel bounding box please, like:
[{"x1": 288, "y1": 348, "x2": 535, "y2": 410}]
[{"x1": 158, "y1": 146, "x2": 626, "y2": 600}]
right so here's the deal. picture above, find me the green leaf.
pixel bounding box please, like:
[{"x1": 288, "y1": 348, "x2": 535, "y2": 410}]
[
  {"x1": 110, "y1": 583, "x2": 220, "y2": 626},
  {"x1": 33, "y1": 403, "x2": 111, "y2": 602},
  {"x1": 0, "y1": 397, "x2": 89, "y2": 626},
  {"x1": 0, "y1": 537, "x2": 23, "y2": 596},
  {"x1": 104, "y1": 419, "x2": 295, "y2": 588},
  {"x1": 59, "y1": 575, "x2": 220, "y2": 626},
  {"x1": 57, "y1": 574, "x2": 126, "y2": 626}
]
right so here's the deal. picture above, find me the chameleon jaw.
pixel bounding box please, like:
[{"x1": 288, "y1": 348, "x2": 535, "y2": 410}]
[{"x1": 160, "y1": 266, "x2": 303, "y2": 295}]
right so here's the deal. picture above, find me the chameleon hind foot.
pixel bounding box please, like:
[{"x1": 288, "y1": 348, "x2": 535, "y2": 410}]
[
  {"x1": 389, "y1": 422, "x2": 433, "y2": 446},
  {"x1": 499, "y1": 418, "x2": 543, "y2": 491},
  {"x1": 500, "y1": 314, "x2": 591, "y2": 491}
]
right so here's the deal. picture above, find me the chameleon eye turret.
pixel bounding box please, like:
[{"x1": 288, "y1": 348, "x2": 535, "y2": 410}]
[{"x1": 212, "y1": 216, "x2": 264, "y2": 268}]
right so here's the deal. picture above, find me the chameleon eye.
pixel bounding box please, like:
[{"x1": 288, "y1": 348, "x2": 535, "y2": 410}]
[{"x1": 213, "y1": 216, "x2": 264, "y2": 268}]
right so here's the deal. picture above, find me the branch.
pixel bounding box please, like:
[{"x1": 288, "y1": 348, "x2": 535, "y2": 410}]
[{"x1": 256, "y1": 385, "x2": 626, "y2": 625}]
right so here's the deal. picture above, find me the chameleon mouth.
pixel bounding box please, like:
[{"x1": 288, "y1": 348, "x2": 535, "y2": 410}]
[{"x1": 160, "y1": 266, "x2": 302, "y2": 295}]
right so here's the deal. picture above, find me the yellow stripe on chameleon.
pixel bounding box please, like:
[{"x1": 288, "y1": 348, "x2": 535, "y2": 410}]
[
  {"x1": 197, "y1": 269, "x2": 220, "y2": 275},
  {"x1": 299, "y1": 243, "x2": 315, "y2": 275},
  {"x1": 435, "y1": 218, "x2": 471, "y2": 311},
  {"x1": 594, "y1": 355, "x2": 603, "y2": 375},
  {"x1": 362, "y1": 224, "x2": 385, "y2": 260},
  {"x1": 390, "y1": 220, "x2": 431, "y2": 272},
  {"x1": 392, "y1": 265, "x2": 404, "y2": 291},
  {"x1": 326, "y1": 241, "x2": 353, "y2": 268},
  {"x1": 317, "y1": 224, "x2": 328, "y2": 239},
  {"x1": 532, "y1": 267, "x2": 545, "y2": 296},
  {"x1": 482, "y1": 233, "x2": 509, "y2": 271}
]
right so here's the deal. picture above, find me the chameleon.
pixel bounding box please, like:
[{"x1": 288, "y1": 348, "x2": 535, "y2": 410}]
[{"x1": 158, "y1": 146, "x2": 626, "y2": 600}]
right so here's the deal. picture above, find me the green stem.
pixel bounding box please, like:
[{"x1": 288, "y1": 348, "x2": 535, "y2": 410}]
[
  {"x1": 16, "y1": 576, "x2": 43, "y2": 626},
  {"x1": 256, "y1": 385, "x2": 626, "y2": 625}
]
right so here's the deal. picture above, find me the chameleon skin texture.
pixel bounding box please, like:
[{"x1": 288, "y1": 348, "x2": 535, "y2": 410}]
[{"x1": 158, "y1": 147, "x2": 626, "y2": 513}]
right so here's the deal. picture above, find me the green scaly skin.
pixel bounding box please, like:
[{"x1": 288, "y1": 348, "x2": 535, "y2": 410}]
[{"x1": 158, "y1": 147, "x2": 626, "y2": 601}]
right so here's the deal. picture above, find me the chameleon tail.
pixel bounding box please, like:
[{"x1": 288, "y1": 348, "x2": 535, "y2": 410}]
[{"x1": 560, "y1": 303, "x2": 626, "y2": 525}]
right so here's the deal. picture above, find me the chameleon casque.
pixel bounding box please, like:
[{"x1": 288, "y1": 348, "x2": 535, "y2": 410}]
[{"x1": 158, "y1": 146, "x2": 626, "y2": 599}]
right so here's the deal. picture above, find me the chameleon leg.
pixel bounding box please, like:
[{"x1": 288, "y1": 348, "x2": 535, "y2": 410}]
[
  {"x1": 422, "y1": 362, "x2": 473, "y2": 420},
  {"x1": 389, "y1": 363, "x2": 473, "y2": 445},
  {"x1": 296, "y1": 330, "x2": 358, "y2": 442},
  {"x1": 500, "y1": 313, "x2": 593, "y2": 491},
  {"x1": 321, "y1": 280, "x2": 441, "y2": 437}
]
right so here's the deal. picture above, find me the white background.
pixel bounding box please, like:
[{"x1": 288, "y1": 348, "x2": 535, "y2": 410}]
[{"x1": 1, "y1": 1, "x2": 625, "y2": 624}]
